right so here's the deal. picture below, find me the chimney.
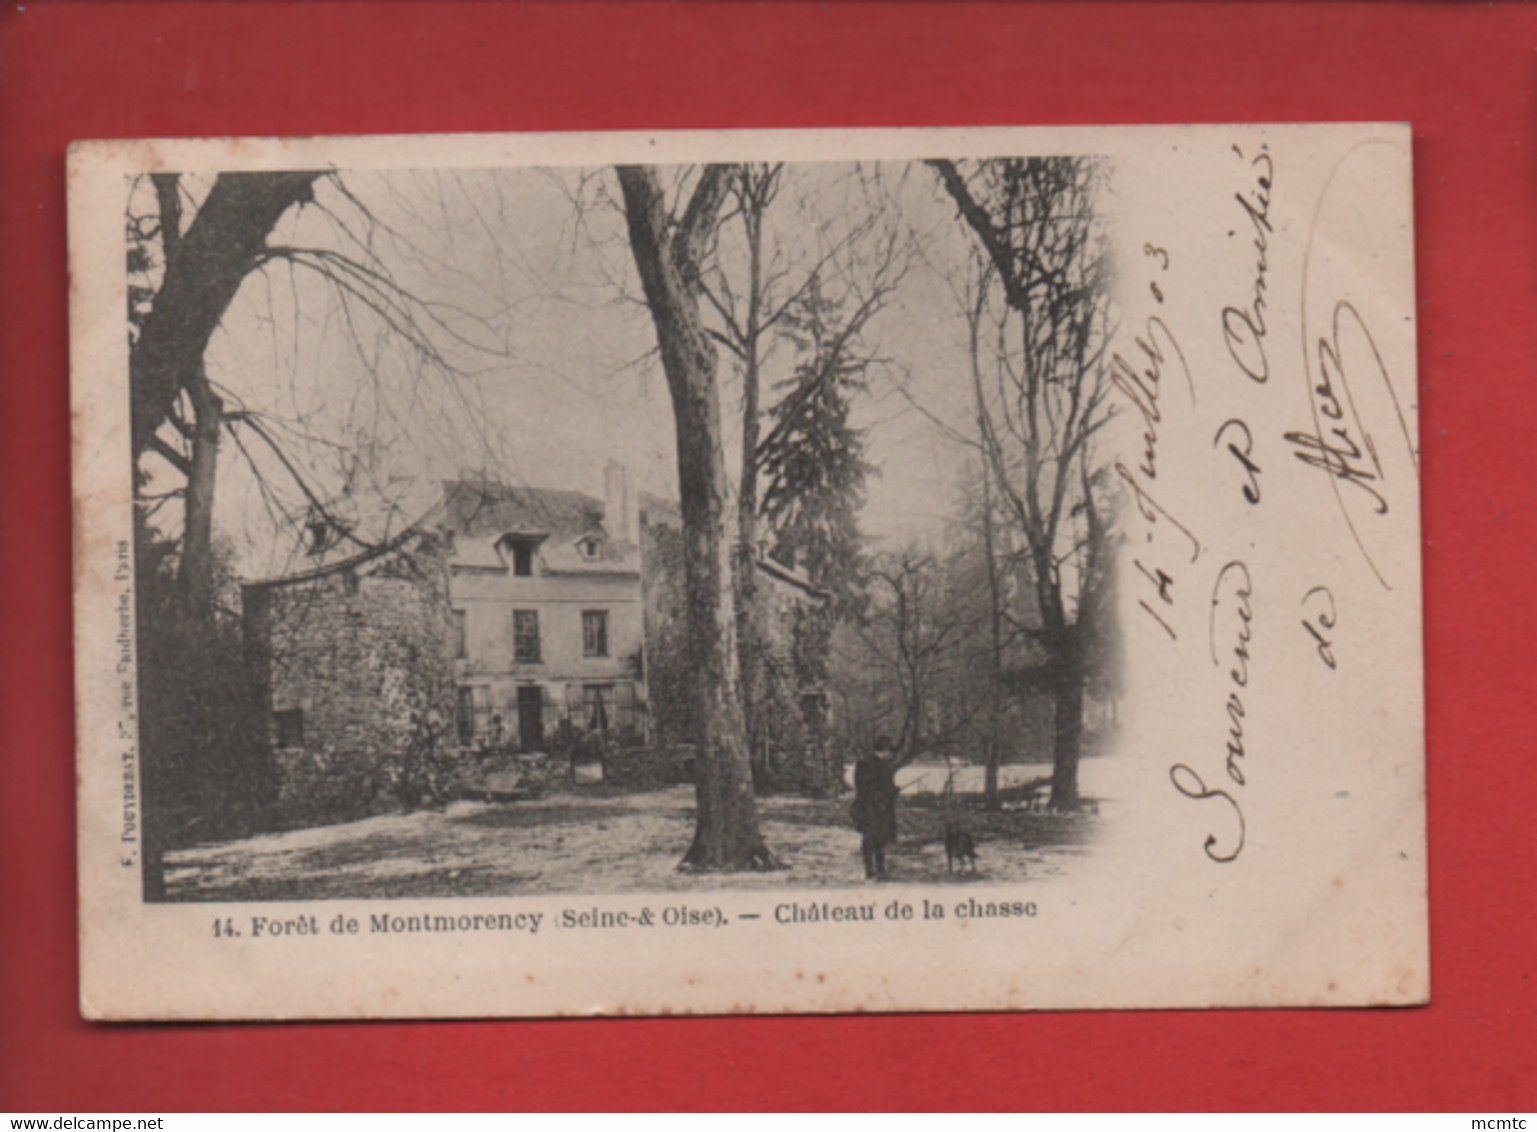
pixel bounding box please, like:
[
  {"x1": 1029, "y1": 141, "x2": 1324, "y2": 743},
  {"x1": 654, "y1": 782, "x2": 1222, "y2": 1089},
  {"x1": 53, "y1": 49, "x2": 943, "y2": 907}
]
[{"x1": 603, "y1": 460, "x2": 634, "y2": 543}]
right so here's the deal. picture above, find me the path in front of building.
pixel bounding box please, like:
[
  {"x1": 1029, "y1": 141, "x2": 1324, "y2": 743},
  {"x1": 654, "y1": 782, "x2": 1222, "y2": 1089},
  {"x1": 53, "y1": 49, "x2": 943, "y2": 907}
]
[{"x1": 163, "y1": 762, "x2": 1117, "y2": 902}]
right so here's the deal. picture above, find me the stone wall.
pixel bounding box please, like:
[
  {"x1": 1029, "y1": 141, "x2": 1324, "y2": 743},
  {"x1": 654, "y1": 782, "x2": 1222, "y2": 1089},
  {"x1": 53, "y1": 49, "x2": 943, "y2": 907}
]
[{"x1": 243, "y1": 534, "x2": 458, "y2": 828}]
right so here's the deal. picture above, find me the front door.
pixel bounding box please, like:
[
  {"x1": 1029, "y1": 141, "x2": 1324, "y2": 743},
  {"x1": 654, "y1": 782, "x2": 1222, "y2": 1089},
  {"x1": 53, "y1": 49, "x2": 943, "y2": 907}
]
[{"x1": 516, "y1": 685, "x2": 544, "y2": 751}]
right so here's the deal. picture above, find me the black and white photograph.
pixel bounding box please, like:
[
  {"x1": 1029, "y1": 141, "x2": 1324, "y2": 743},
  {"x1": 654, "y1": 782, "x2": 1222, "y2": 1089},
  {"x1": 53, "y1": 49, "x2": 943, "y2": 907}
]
[
  {"x1": 70, "y1": 126, "x2": 1427, "y2": 1019},
  {"x1": 123, "y1": 154, "x2": 1123, "y2": 903}
]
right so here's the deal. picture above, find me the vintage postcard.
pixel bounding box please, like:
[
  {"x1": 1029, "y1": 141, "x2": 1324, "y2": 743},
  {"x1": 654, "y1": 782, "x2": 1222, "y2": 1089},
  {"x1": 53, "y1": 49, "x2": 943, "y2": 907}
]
[{"x1": 69, "y1": 125, "x2": 1426, "y2": 1019}]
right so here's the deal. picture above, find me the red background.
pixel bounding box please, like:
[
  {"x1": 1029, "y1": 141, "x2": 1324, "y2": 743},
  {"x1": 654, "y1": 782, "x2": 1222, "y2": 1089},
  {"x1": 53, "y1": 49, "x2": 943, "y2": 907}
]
[{"x1": 2, "y1": 1, "x2": 1533, "y2": 1112}]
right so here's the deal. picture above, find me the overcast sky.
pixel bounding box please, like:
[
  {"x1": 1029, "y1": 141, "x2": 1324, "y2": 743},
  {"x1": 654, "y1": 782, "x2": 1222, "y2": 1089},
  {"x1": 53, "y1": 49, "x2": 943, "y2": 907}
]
[{"x1": 175, "y1": 161, "x2": 991, "y2": 579}]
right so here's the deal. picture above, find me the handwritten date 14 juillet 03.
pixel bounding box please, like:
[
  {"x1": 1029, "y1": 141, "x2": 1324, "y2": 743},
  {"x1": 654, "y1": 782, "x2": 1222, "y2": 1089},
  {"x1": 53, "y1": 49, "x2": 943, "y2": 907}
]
[{"x1": 1110, "y1": 233, "x2": 1256, "y2": 865}]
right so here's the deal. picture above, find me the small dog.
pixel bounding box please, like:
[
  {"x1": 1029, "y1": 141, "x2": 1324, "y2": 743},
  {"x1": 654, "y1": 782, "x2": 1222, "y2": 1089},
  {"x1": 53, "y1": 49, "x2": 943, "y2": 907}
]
[{"x1": 943, "y1": 821, "x2": 979, "y2": 873}]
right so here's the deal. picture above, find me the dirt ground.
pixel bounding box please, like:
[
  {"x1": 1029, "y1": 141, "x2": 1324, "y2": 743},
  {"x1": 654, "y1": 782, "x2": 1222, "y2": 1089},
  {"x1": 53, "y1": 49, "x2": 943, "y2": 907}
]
[{"x1": 163, "y1": 761, "x2": 1113, "y2": 901}]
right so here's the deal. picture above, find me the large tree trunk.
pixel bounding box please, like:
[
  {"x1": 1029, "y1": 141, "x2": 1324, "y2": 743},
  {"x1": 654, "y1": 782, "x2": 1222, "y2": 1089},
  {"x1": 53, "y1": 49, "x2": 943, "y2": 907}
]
[
  {"x1": 133, "y1": 173, "x2": 318, "y2": 893},
  {"x1": 736, "y1": 188, "x2": 769, "y2": 789},
  {"x1": 979, "y1": 431, "x2": 1004, "y2": 809},
  {"x1": 617, "y1": 165, "x2": 775, "y2": 870},
  {"x1": 131, "y1": 171, "x2": 321, "y2": 459},
  {"x1": 937, "y1": 157, "x2": 1107, "y2": 812},
  {"x1": 1037, "y1": 573, "x2": 1083, "y2": 811},
  {"x1": 133, "y1": 171, "x2": 321, "y2": 624},
  {"x1": 177, "y1": 371, "x2": 223, "y2": 619},
  {"x1": 1049, "y1": 649, "x2": 1084, "y2": 810}
]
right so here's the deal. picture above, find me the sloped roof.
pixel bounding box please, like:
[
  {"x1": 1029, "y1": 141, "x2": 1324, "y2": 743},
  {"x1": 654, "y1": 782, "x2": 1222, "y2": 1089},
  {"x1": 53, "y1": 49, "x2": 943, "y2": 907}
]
[
  {"x1": 250, "y1": 481, "x2": 832, "y2": 592},
  {"x1": 440, "y1": 480, "x2": 605, "y2": 541},
  {"x1": 440, "y1": 479, "x2": 638, "y2": 575}
]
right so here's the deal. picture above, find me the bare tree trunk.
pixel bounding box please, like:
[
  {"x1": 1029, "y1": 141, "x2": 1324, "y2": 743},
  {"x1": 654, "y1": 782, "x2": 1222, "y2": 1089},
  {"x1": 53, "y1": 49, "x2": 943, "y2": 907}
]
[
  {"x1": 133, "y1": 171, "x2": 321, "y2": 628},
  {"x1": 1050, "y1": 647, "x2": 1085, "y2": 809},
  {"x1": 1036, "y1": 572, "x2": 1082, "y2": 810},
  {"x1": 617, "y1": 165, "x2": 774, "y2": 870},
  {"x1": 151, "y1": 173, "x2": 182, "y2": 265},
  {"x1": 891, "y1": 567, "x2": 923, "y2": 768},
  {"x1": 980, "y1": 457, "x2": 1004, "y2": 808},
  {"x1": 937, "y1": 159, "x2": 1108, "y2": 812},
  {"x1": 177, "y1": 372, "x2": 223, "y2": 620},
  {"x1": 149, "y1": 171, "x2": 224, "y2": 621},
  {"x1": 131, "y1": 172, "x2": 321, "y2": 460},
  {"x1": 736, "y1": 183, "x2": 769, "y2": 789}
]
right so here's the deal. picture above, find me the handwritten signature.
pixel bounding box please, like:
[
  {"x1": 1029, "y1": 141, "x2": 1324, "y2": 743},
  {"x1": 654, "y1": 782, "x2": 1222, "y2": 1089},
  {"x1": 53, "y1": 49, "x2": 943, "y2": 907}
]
[
  {"x1": 1294, "y1": 140, "x2": 1419, "y2": 591},
  {"x1": 1285, "y1": 299, "x2": 1415, "y2": 589}
]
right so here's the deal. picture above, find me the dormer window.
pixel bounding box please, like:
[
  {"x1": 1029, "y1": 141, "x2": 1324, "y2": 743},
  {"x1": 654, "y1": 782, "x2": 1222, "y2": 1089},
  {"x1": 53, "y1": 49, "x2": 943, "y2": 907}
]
[
  {"x1": 500, "y1": 536, "x2": 539, "y2": 576},
  {"x1": 578, "y1": 536, "x2": 600, "y2": 561}
]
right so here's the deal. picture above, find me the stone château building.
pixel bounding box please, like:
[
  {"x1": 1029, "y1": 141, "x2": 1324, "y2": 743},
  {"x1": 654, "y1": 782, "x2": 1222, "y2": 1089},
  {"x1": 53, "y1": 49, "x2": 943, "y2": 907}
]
[
  {"x1": 441, "y1": 466, "x2": 647, "y2": 752},
  {"x1": 241, "y1": 464, "x2": 832, "y2": 826}
]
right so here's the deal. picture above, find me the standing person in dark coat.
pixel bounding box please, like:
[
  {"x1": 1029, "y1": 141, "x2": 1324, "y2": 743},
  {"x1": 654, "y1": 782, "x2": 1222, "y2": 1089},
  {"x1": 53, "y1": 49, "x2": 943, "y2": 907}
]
[{"x1": 852, "y1": 736, "x2": 900, "y2": 879}]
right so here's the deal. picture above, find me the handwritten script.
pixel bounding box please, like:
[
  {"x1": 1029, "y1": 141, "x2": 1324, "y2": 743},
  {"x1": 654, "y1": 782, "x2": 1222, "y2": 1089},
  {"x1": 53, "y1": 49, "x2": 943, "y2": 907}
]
[
  {"x1": 1286, "y1": 299, "x2": 1416, "y2": 591},
  {"x1": 1169, "y1": 561, "x2": 1252, "y2": 864},
  {"x1": 1221, "y1": 144, "x2": 1273, "y2": 385},
  {"x1": 1114, "y1": 134, "x2": 1414, "y2": 868}
]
